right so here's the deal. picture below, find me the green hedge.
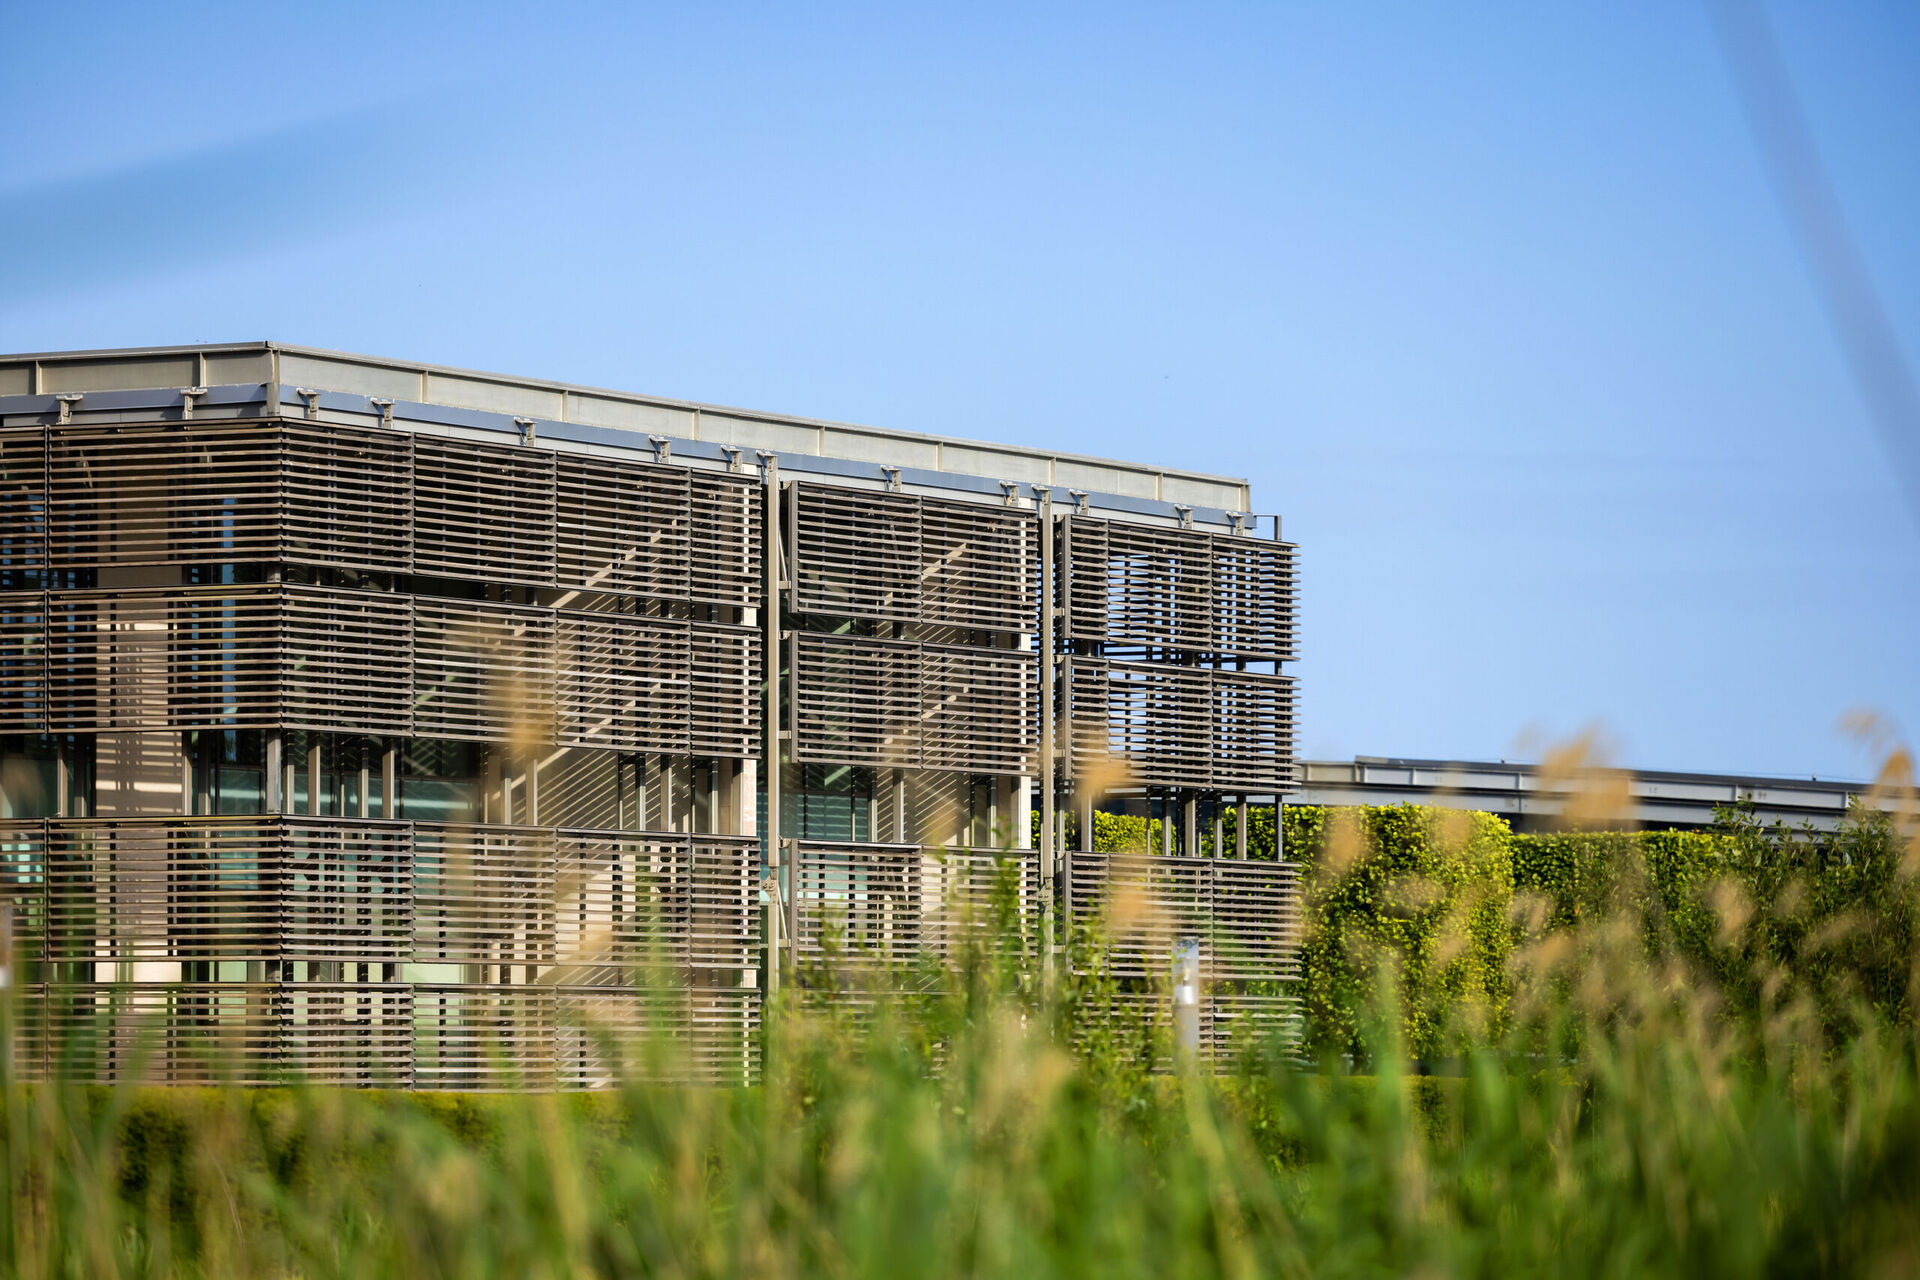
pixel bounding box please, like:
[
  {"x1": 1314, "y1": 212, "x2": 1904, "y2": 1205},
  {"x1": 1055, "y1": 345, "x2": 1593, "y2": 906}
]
[{"x1": 1286, "y1": 805, "x2": 1513, "y2": 1063}]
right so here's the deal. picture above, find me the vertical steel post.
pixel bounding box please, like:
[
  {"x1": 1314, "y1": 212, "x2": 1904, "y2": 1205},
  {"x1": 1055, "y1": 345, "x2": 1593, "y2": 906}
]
[
  {"x1": 1036, "y1": 488, "x2": 1056, "y2": 984},
  {"x1": 265, "y1": 732, "x2": 282, "y2": 813},
  {"x1": 1236, "y1": 796, "x2": 1248, "y2": 859},
  {"x1": 383, "y1": 743, "x2": 398, "y2": 821},
  {"x1": 762, "y1": 455, "x2": 784, "y2": 993}
]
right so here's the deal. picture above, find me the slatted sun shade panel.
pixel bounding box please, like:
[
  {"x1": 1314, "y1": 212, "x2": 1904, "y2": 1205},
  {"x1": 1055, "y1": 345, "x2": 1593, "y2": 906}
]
[
  {"x1": 48, "y1": 424, "x2": 284, "y2": 567},
  {"x1": 550, "y1": 832, "x2": 760, "y2": 983},
  {"x1": 34, "y1": 983, "x2": 288, "y2": 1085},
  {"x1": 1204, "y1": 993, "x2": 1303, "y2": 1063},
  {"x1": 410, "y1": 435, "x2": 557, "y2": 587},
  {"x1": 277, "y1": 983, "x2": 417, "y2": 1087},
  {"x1": 791, "y1": 632, "x2": 922, "y2": 768},
  {"x1": 554, "y1": 611, "x2": 690, "y2": 753},
  {"x1": 411, "y1": 598, "x2": 556, "y2": 743},
  {"x1": 554, "y1": 985, "x2": 761, "y2": 1088},
  {"x1": 918, "y1": 495, "x2": 1035, "y2": 634},
  {"x1": 1211, "y1": 536, "x2": 1299, "y2": 661},
  {"x1": 279, "y1": 586, "x2": 413, "y2": 735},
  {"x1": 920, "y1": 644, "x2": 1036, "y2": 776},
  {"x1": 789, "y1": 484, "x2": 922, "y2": 622},
  {"x1": 411, "y1": 984, "x2": 558, "y2": 1090},
  {"x1": 921, "y1": 848, "x2": 1043, "y2": 962},
  {"x1": 45, "y1": 819, "x2": 283, "y2": 964},
  {"x1": 411, "y1": 824, "x2": 556, "y2": 966},
  {"x1": 276, "y1": 819, "x2": 414, "y2": 962},
  {"x1": 1210, "y1": 670, "x2": 1298, "y2": 792},
  {"x1": 1065, "y1": 658, "x2": 1213, "y2": 789},
  {"x1": 1209, "y1": 858, "x2": 1303, "y2": 982},
  {"x1": 45, "y1": 589, "x2": 281, "y2": 731},
  {"x1": 687, "y1": 472, "x2": 763, "y2": 609},
  {"x1": 0, "y1": 592, "x2": 46, "y2": 730},
  {"x1": 278, "y1": 423, "x2": 413, "y2": 573},
  {"x1": 1064, "y1": 518, "x2": 1212, "y2": 653},
  {"x1": 791, "y1": 841, "x2": 925, "y2": 971},
  {"x1": 1065, "y1": 852, "x2": 1212, "y2": 980},
  {"x1": 556, "y1": 453, "x2": 691, "y2": 600},
  {"x1": 0, "y1": 428, "x2": 47, "y2": 580},
  {"x1": 689, "y1": 622, "x2": 762, "y2": 759},
  {"x1": 554, "y1": 831, "x2": 698, "y2": 980}
]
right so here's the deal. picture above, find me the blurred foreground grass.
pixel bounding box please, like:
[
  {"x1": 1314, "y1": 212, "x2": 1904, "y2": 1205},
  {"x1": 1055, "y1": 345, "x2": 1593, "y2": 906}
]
[{"x1": 3, "y1": 802, "x2": 1918, "y2": 1278}]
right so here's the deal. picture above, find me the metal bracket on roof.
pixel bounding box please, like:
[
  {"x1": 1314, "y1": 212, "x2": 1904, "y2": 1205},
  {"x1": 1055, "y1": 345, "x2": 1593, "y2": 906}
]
[
  {"x1": 756, "y1": 450, "x2": 778, "y2": 480},
  {"x1": 368, "y1": 397, "x2": 395, "y2": 428},
  {"x1": 1031, "y1": 484, "x2": 1052, "y2": 508},
  {"x1": 1174, "y1": 505, "x2": 1194, "y2": 530},
  {"x1": 513, "y1": 416, "x2": 537, "y2": 445},
  {"x1": 294, "y1": 388, "x2": 322, "y2": 420},
  {"x1": 721, "y1": 445, "x2": 744, "y2": 474},
  {"x1": 1067, "y1": 489, "x2": 1090, "y2": 516},
  {"x1": 881, "y1": 465, "x2": 902, "y2": 493},
  {"x1": 178, "y1": 387, "x2": 208, "y2": 421},
  {"x1": 649, "y1": 435, "x2": 672, "y2": 464},
  {"x1": 1000, "y1": 481, "x2": 1021, "y2": 508},
  {"x1": 1225, "y1": 511, "x2": 1248, "y2": 536},
  {"x1": 54, "y1": 394, "x2": 82, "y2": 424}
]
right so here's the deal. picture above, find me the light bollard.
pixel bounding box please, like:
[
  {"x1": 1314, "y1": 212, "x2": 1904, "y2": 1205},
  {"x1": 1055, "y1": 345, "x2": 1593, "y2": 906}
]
[{"x1": 1172, "y1": 939, "x2": 1201, "y2": 1064}]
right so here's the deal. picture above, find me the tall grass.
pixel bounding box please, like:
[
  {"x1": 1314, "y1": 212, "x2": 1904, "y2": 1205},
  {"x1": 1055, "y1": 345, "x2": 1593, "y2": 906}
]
[{"x1": 2, "y1": 820, "x2": 1917, "y2": 1277}]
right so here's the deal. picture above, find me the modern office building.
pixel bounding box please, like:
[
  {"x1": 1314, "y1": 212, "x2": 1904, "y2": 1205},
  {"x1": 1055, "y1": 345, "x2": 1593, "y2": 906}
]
[{"x1": 0, "y1": 343, "x2": 1300, "y2": 1086}]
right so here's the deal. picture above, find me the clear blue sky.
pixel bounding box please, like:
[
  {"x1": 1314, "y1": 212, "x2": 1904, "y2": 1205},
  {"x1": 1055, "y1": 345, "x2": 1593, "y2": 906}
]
[{"x1": 3, "y1": 2, "x2": 1915, "y2": 781}]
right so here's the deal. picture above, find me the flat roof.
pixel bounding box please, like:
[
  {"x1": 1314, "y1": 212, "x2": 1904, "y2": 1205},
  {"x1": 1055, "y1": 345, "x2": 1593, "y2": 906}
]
[{"x1": 0, "y1": 341, "x2": 1256, "y2": 521}]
